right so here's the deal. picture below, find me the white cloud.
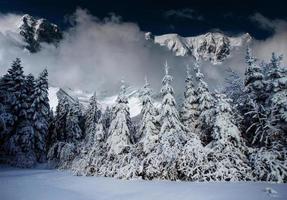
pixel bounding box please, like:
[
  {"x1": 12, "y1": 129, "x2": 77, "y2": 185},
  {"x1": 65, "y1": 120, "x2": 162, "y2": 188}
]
[
  {"x1": 0, "y1": 9, "x2": 285, "y2": 97},
  {"x1": 0, "y1": 9, "x2": 189, "y2": 95},
  {"x1": 250, "y1": 13, "x2": 287, "y2": 65},
  {"x1": 0, "y1": 13, "x2": 22, "y2": 33}
]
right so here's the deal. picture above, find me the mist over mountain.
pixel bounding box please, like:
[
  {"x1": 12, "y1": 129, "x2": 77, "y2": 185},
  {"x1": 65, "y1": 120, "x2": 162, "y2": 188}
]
[{"x1": 0, "y1": 8, "x2": 286, "y2": 97}]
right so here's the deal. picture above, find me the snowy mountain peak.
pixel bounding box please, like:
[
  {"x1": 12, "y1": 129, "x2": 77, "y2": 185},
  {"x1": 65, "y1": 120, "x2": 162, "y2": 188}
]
[
  {"x1": 150, "y1": 32, "x2": 252, "y2": 64},
  {"x1": 18, "y1": 14, "x2": 62, "y2": 52}
]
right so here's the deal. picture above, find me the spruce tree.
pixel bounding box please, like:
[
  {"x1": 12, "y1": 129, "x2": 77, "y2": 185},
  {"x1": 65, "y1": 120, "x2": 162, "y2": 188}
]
[
  {"x1": 206, "y1": 93, "x2": 251, "y2": 181},
  {"x1": 265, "y1": 53, "x2": 287, "y2": 137},
  {"x1": 241, "y1": 48, "x2": 265, "y2": 145},
  {"x1": 248, "y1": 53, "x2": 287, "y2": 183},
  {"x1": 71, "y1": 93, "x2": 105, "y2": 176},
  {"x1": 106, "y1": 81, "x2": 134, "y2": 155},
  {"x1": 66, "y1": 99, "x2": 83, "y2": 142},
  {"x1": 102, "y1": 106, "x2": 112, "y2": 133},
  {"x1": 1, "y1": 58, "x2": 37, "y2": 167},
  {"x1": 194, "y1": 61, "x2": 215, "y2": 144},
  {"x1": 30, "y1": 69, "x2": 50, "y2": 162},
  {"x1": 143, "y1": 61, "x2": 187, "y2": 180},
  {"x1": 138, "y1": 77, "x2": 160, "y2": 154},
  {"x1": 180, "y1": 64, "x2": 198, "y2": 131},
  {"x1": 47, "y1": 96, "x2": 83, "y2": 168},
  {"x1": 244, "y1": 47, "x2": 265, "y2": 102},
  {"x1": 84, "y1": 92, "x2": 102, "y2": 143}
]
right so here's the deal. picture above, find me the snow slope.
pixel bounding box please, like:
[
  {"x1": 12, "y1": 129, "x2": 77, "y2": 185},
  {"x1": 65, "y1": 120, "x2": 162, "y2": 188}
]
[{"x1": 0, "y1": 166, "x2": 286, "y2": 200}]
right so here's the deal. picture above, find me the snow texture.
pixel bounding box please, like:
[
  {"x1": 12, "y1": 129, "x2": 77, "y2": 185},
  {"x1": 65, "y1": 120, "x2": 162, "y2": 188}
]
[{"x1": 0, "y1": 166, "x2": 287, "y2": 200}]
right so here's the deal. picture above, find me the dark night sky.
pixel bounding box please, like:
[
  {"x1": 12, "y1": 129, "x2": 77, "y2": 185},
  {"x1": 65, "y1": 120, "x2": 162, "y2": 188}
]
[{"x1": 0, "y1": 0, "x2": 286, "y2": 39}]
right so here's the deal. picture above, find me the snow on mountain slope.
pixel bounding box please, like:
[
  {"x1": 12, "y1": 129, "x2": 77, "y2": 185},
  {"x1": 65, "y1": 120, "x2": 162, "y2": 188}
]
[
  {"x1": 17, "y1": 14, "x2": 62, "y2": 52},
  {"x1": 1, "y1": 166, "x2": 287, "y2": 200},
  {"x1": 147, "y1": 32, "x2": 251, "y2": 64}
]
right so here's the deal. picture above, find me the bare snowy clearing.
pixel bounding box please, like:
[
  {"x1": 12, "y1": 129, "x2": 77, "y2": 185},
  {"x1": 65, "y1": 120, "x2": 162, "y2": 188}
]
[{"x1": 0, "y1": 166, "x2": 286, "y2": 200}]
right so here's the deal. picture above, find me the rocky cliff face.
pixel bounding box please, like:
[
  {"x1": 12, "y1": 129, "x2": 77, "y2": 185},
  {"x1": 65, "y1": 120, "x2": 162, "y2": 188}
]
[
  {"x1": 146, "y1": 32, "x2": 251, "y2": 64},
  {"x1": 19, "y1": 14, "x2": 62, "y2": 52}
]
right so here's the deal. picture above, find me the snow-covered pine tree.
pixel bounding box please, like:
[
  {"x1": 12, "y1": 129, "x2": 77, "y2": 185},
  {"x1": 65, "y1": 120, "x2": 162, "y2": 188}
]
[
  {"x1": 66, "y1": 99, "x2": 83, "y2": 142},
  {"x1": 138, "y1": 77, "x2": 160, "y2": 154},
  {"x1": 244, "y1": 47, "x2": 265, "y2": 101},
  {"x1": 25, "y1": 74, "x2": 35, "y2": 101},
  {"x1": 95, "y1": 81, "x2": 141, "y2": 178},
  {"x1": 1, "y1": 58, "x2": 28, "y2": 122},
  {"x1": 194, "y1": 61, "x2": 214, "y2": 114},
  {"x1": 178, "y1": 65, "x2": 210, "y2": 181},
  {"x1": 242, "y1": 48, "x2": 266, "y2": 145},
  {"x1": 248, "y1": 53, "x2": 287, "y2": 183},
  {"x1": 265, "y1": 53, "x2": 287, "y2": 138},
  {"x1": 49, "y1": 96, "x2": 70, "y2": 145},
  {"x1": 180, "y1": 64, "x2": 198, "y2": 132},
  {"x1": 224, "y1": 68, "x2": 245, "y2": 106},
  {"x1": 102, "y1": 106, "x2": 112, "y2": 133},
  {"x1": 30, "y1": 69, "x2": 50, "y2": 162},
  {"x1": 178, "y1": 134, "x2": 210, "y2": 181},
  {"x1": 72, "y1": 121, "x2": 106, "y2": 176},
  {"x1": 206, "y1": 93, "x2": 251, "y2": 181},
  {"x1": 72, "y1": 101, "x2": 106, "y2": 177},
  {"x1": 194, "y1": 61, "x2": 215, "y2": 145},
  {"x1": 83, "y1": 92, "x2": 102, "y2": 145},
  {"x1": 223, "y1": 68, "x2": 246, "y2": 133},
  {"x1": 142, "y1": 61, "x2": 187, "y2": 180},
  {"x1": 47, "y1": 96, "x2": 83, "y2": 168},
  {"x1": 249, "y1": 143, "x2": 287, "y2": 183},
  {"x1": 0, "y1": 58, "x2": 38, "y2": 167},
  {"x1": 106, "y1": 81, "x2": 134, "y2": 155},
  {"x1": 0, "y1": 80, "x2": 14, "y2": 158}
]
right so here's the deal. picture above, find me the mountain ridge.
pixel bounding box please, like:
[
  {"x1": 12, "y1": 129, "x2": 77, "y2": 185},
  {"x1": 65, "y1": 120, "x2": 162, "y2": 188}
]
[{"x1": 146, "y1": 32, "x2": 251, "y2": 64}]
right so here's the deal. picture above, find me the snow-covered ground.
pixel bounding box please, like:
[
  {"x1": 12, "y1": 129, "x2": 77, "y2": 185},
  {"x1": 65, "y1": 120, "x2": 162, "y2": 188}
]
[{"x1": 0, "y1": 166, "x2": 286, "y2": 200}]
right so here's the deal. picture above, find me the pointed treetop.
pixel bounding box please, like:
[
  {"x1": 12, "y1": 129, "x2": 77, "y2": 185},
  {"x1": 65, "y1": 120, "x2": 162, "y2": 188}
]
[
  {"x1": 164, "y1": 60, "x2": 169, "y2": 75},
  {"x1": 10, "y1": 58, "x2": 22, "y2": 71},
  {"x1": 144, "y1": 75, "x2": 149, "y2": 86},
  {"x1": 38, "y1": 69, "x2": 48, "y2": 81},
  {"x1": 117, "y1": 78, "x2": 128, "y2": 104},
  {"x1": 245, "y1": 47, "x2": 257, "y2": 65},
  {"x1": 89, "y1": 91, "x2": 97, "y2": 103},
  {"x1": 162, "y1": 61, "x2": 173, "y2": 86},
  {"x1": 13, "y1": 58, "x2": 21, "y2": 66},
  {"x1": 194, "y1": 61, "x2": 204, "y2": 81},
  {"x1": 120, "y1": 79, "x2": 126, "y2": 94}
]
